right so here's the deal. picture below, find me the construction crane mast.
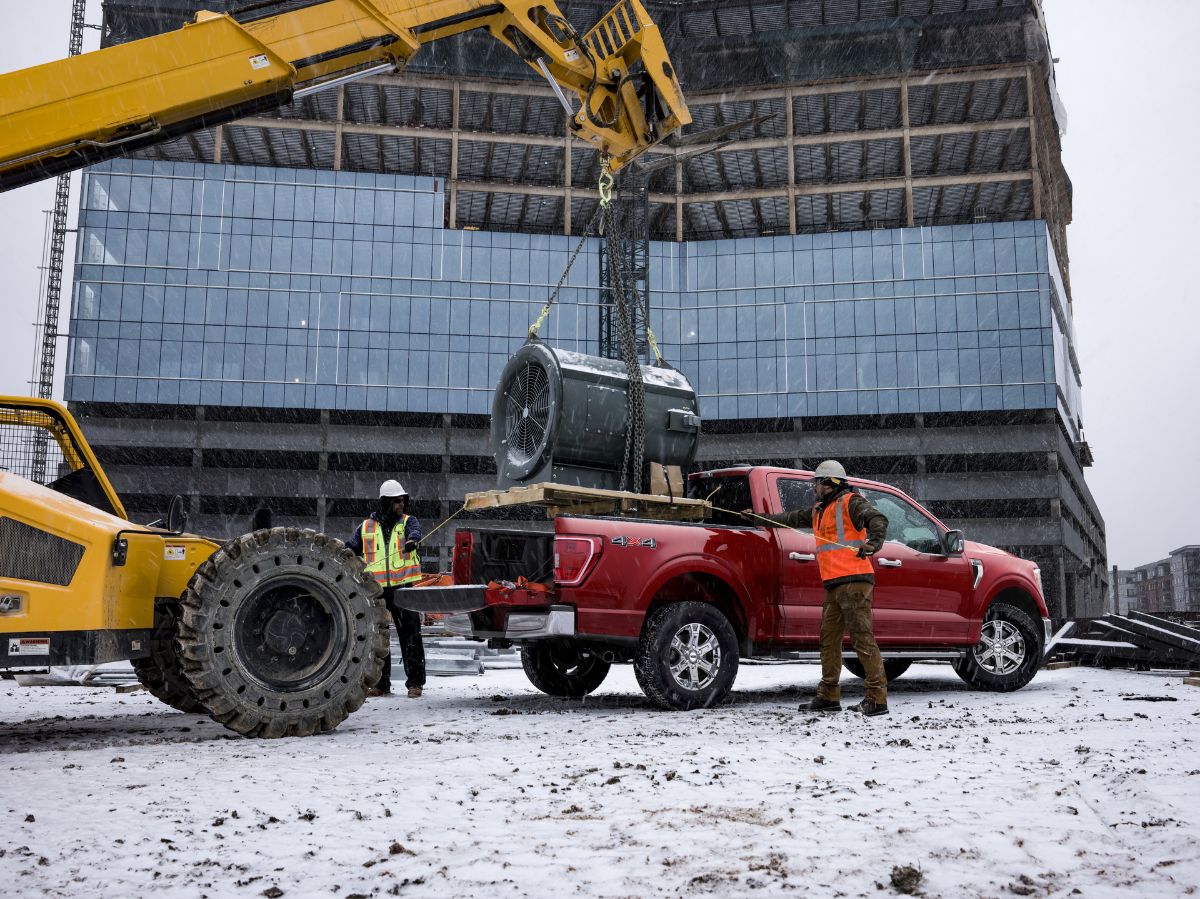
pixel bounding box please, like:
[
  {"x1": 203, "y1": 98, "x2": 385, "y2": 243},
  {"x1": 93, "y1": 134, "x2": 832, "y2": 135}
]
[{"x1": 28, "y1": 0, "x2": 88, "y2": 483}]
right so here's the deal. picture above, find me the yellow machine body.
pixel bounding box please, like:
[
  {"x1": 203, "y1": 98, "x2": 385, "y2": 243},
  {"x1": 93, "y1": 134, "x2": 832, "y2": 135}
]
[
  {"x1": 0, "y1": 397, "x2": 219, "y2": 667},
  {"x1": 0, "y1": 0, "x2": 689, "y2": 190}
]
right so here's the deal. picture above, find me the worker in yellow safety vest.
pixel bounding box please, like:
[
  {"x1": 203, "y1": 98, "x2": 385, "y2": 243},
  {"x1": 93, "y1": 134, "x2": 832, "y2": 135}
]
[{"x1": 348, "y1": 479, "x2": 426, "y2": 698}]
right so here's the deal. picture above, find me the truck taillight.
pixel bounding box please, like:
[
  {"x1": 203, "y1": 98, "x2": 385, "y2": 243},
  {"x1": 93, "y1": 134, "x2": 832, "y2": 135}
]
[
  {"x1": 554, "y1": 536, "x2": 602, "y2": 586},
  {"x1": 453, "y1": 530, "x2": 474, "y2": 584}
]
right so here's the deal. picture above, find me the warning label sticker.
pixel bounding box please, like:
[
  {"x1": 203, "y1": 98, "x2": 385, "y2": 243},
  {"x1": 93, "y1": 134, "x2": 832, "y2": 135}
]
[
  {"x1": 249, "y1": 53, "x2": 270, "y2": 70},
  {"x1": 164, "y1": 545, "x2": 187, "y2": 561},
  {"x1": 8, "y1": 638, "x2": 50, "y2": 657}
]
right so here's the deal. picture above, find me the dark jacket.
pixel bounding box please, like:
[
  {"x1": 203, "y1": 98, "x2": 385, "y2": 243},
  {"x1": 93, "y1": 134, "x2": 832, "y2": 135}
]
[
  {"x1": 346, "y1": 511, "x2": 423, "y2": 557},
  {"x1": 760, "y1": 485, "x2": 888, "y2": 587}
]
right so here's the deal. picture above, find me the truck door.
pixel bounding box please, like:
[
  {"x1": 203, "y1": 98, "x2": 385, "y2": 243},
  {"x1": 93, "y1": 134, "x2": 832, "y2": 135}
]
[
  {"x1": 771, "y1": 476, "x2": 825, "y2": 642},
  {"x1": 858, "y1": 488, "x2": 974, "y2": 644}
]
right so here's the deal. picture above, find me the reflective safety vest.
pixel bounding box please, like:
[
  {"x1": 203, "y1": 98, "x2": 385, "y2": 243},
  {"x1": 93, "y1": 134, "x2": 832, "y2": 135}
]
[
  {"x1": 813, "y1": 492, "x2": 874, "y2": 583},
  {"x1": 361, "y1": 515, "x2": 421, "y2": 587}
]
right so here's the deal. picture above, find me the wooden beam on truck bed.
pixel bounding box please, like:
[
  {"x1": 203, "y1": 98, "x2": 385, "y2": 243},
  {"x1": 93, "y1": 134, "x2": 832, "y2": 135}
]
[{"x1": 464, "y1": 483, "x2": 711, "y2": 522}]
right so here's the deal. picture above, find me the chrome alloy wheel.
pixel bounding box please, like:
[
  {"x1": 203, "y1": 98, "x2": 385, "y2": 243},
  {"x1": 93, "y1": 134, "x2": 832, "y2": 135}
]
[
  {"x1": 668, "y1": 622, "x2": 722, "y2": 691},
  {"x1": 972, "y1": 618, "x2": 1026, "y2": 676}
]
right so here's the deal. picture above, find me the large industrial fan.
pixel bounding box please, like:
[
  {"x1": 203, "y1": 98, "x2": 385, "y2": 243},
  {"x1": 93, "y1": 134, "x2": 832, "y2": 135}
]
[{"x1": 491, "y1": 341, "x2": 700, "y2": 490}]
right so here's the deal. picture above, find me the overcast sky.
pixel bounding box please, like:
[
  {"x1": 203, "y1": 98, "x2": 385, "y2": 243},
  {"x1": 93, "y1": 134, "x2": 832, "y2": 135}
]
[{"x1": 1, "y1": 1, "x2": 1197, "y2": 569}]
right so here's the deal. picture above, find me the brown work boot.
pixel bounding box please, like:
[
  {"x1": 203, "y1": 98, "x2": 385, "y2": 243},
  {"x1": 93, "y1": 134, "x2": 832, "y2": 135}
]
[
  {"x1": 407, "y1": 686, "x2": 423, "y2": 699},
  {"x1": 800, "y1": 697, "x2": 842, "y2": 713},
  {"x1": 849, "y1": 698, "x2": 889, "y2": 717},
  {"x1": 367, "y1": 687, "x2": 391, "y2": 698}
]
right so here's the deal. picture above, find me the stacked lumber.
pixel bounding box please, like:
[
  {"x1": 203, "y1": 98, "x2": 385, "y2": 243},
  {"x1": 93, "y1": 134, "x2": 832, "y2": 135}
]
[{"x1": 464, "y1": 482, "x2": 709, "y2": 522}]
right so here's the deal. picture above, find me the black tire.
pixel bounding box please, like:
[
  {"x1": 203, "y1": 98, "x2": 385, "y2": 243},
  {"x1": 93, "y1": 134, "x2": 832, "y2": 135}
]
[
  {"x1": 634, "y1": 601, "x2": 739, "y2": 711},
  {"x1": 521, "y1": 640, "x2": 611, "y2": 698},
  {"x1": 177, "y1": 527, "x2": 390, "y2": 738},
  {"x1": 952, "y1": 601, "x2": 1042, "y2": 692},
  {"x1": 843, "y1": 658, "x2": 913, "y2": 682},
  {"x1": 133, "y1": 602, "x2": 203, "y2": 714}
]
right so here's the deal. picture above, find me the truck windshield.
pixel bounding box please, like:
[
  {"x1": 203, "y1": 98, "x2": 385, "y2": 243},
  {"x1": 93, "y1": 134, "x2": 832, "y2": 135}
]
[{"x1": 689, "y1": 474, "x2": 751, "y2": 527}]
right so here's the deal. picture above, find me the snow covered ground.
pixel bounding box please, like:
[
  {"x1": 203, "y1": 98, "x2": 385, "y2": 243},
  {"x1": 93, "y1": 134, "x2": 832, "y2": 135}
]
[{"x1": 1, "y1": 662, "x2": 1197, "y2": 898}]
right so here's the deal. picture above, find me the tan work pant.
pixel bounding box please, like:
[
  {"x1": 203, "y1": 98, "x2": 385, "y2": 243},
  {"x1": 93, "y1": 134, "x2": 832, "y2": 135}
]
[{"x1": 817, "y1": 581, "x2": 887, "y2": 704}]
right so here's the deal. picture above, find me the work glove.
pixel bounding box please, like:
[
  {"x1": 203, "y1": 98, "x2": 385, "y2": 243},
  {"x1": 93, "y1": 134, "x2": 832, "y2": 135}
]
[
  {"x1": 856, "y1": 544, "x2": 878, "y2": 559},
  {"x1": 404, "y1": 541, "x2": 418, "y2": 554}
]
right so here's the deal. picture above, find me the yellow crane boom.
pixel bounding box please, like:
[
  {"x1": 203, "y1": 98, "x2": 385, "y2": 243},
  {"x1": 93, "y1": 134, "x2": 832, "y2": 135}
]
[{"x1": 0, "y1": 0, "x2": 690, "y2": 191}]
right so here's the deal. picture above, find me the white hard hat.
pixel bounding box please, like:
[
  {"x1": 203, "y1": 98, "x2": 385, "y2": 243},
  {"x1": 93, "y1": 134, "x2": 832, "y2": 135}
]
[
  {"x1": 379, "y1": 479, "x2": 408, "y2": 498},
  {"x1": 813, "y1": 460, "x2": 847, "y2": 480}
]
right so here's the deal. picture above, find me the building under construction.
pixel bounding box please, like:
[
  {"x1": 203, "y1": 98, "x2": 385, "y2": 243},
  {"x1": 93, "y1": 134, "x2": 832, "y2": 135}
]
[{"x1": 63, "y1": 0, "x2": 1107, "y2": 617}]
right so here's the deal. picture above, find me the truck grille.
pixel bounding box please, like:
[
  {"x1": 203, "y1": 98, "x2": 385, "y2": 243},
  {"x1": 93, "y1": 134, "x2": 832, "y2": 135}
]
[{"x1": 0, "y1": 517, "x2": 85, "y2": 586}]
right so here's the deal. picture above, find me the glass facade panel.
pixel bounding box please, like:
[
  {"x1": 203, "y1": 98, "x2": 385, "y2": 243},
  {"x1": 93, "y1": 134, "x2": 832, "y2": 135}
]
[{"x1": 67, "y1": 160, "x2": 1084, "y2": 429}]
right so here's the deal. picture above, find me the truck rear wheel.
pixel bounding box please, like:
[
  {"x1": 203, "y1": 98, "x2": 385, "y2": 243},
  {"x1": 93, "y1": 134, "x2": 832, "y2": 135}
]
[
  {"x1": 133, "y1": 602, "x2": 203, "y2": 714},
  {"x1": 634, "y1": 601, "x2": 739, "y2": 711},
  {"x1": 521, "y1": 640, "x2": 610, "y2": 698},
  {"x1": 952, "y1": 601, "x2": 1042, "y2": 692},
  {"x1": 176, "y1": 527, "x2": 390, "y2": 738},
  {"x1": 843, "y1": 658, "x2": 912, "y2": 682}
]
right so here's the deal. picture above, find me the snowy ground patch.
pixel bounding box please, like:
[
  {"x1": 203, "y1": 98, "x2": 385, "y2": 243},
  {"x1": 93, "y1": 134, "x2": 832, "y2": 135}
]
[{"x1": 1, "y1": 663, "x2": 1197, "y2": 898}]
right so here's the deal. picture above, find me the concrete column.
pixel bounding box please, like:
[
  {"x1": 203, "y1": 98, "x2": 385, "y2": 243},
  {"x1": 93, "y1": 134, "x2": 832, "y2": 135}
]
[
  {"x1": 1025, "y1": 67, "x2": 1042, "y2": 219},
  {"x1": 449, "y1": 81, "x2": 460, "y2": 229},
  {"x1": 333, "y1": 87, "x2": 345, "y2": 171},
  {"x1": 900, "y1": 78, "x2": 914, "y2": 227},
  {"x1": 317, "y1": 409, "x2": 330, "y2": 532},
  {"x1": 675, "y1": 150, "x2": 684, "y2": 243},
  {"x1": 190, "y1": 406, "x2": 204, "y2": 518},
  {"x1": 563, "y1": 121, "x2": 573, "y2": 235},
  {"x1": 213, "y1": 125, "x2": 224, "y2": 164},
  {"x1": 785, "y1": 87, "x2": 797, "y2": 235}
]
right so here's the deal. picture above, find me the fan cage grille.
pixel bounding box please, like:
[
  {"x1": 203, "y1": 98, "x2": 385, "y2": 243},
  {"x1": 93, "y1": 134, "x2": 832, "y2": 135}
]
[{"x1": 503, "y1": 361, "x2": 552, "y2": 466}]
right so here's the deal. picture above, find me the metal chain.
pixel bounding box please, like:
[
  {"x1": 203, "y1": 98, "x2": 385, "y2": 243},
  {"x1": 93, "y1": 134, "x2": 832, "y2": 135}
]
[
  {"x1": 524, "y1": 157, "x2": 648, "y2": 493},
  {"x1": 527, "y1": 163, "x2": 614, "y2": 340},
  {"x1": 603, "y1": 199, "x2": 647, "y2": 493}
]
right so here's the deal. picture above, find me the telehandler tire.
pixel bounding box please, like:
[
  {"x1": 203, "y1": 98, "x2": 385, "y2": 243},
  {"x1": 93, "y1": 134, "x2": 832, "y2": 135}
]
[
  {"x1": 133, "y1": 601, "x2": 203, "y2": 714},
  {"x1": 176, "y1": 527, "x2": 390, "y2": 738}
]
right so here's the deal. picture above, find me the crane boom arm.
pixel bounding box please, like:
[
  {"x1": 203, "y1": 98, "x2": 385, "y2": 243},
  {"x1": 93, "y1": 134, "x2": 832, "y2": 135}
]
[{"x1": 0, "y1": 0, "x2": 690, "y2": 191}]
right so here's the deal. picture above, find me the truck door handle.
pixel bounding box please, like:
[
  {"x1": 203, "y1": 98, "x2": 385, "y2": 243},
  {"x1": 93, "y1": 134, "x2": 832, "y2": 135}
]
[
  {"x1": 789, "y1": 552, "x2": 816, "y2": 562},
  {"x1": 877, "y1": 558, "x2": 902, "y2": 568}
]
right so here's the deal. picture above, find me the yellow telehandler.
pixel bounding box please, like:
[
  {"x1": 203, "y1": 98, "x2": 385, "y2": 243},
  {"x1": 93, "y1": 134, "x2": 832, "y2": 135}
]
[{"x1": 0, "y1": 0, "x2": 690, "y2": 736}]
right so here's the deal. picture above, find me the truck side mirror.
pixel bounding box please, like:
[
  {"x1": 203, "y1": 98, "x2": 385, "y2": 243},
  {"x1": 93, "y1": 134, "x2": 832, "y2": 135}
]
[
  {"x1": 166, "y1": 494, "x2": 188, "y2": 535},
  {"x1": 943, "y1": 529, "x2": 965, "y2": 556}
]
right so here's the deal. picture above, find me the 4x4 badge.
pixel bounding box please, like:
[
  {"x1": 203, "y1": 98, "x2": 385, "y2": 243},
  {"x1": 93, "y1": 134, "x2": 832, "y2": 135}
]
[{"x1": 611, "y1": 536, "x2": 657, "y2": 548}]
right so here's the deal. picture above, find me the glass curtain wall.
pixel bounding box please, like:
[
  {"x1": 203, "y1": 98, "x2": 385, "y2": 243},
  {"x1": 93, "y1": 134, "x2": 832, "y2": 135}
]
[{"x1": 67, "y1": 159, "x2": 1083, "y2": 434}]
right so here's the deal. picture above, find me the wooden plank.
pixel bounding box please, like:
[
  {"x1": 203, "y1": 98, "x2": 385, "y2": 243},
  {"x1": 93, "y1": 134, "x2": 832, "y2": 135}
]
[
  {"x1": 1044, "y1": 661, "x2": 1075, "y2": 670},
  {"x1": 1184, "y1": 677, "x2": 1200, "y2": 688},
  {"x1": 464, "y1": 482, "x2": 709, "y2": 522},
  {"x1": 114, "y1": 682, "x2": 145, "y2": 694}
]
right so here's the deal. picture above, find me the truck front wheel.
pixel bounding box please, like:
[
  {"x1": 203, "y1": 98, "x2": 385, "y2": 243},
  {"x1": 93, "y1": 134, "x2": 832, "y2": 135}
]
[
  {"x1": 521, "y1": 640, "x2": 610, "y2": 698},
  {"x1": 176, "y1": 527, "x2": 390, "y2": 738},
  {"x1": 634, "y1": 601, "x2": 739, "y2": 711},
  {"x1": 952, "y1": 601, "x2": 1042, "y2": 692}
]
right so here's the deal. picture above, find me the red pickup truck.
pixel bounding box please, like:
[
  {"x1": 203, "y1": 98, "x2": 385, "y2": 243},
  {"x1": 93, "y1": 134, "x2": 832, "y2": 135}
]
[{"x1": 447, "y1": 466, "x2": 1051, "y2": 710}]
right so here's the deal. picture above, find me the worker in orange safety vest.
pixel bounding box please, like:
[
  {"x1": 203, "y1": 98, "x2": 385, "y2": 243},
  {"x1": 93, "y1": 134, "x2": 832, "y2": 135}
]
[{"x1": 754, "y1": 460, "x2": 891, "y2": 716}]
